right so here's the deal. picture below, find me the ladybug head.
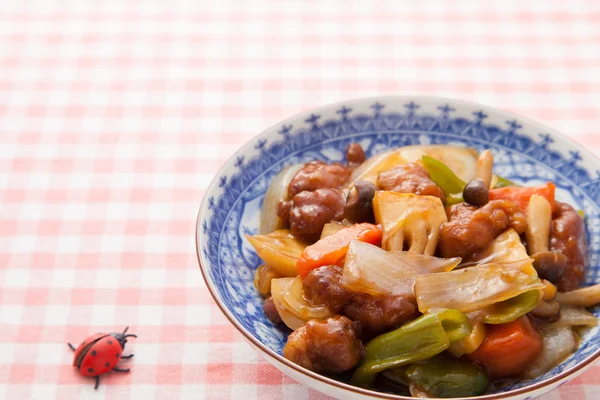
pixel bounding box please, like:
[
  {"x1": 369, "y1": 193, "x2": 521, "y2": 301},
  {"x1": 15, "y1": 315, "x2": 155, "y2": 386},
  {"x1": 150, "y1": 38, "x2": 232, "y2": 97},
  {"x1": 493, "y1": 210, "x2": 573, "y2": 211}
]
[{"x1": 110, "y1": 326, "x2": 137, "y2": 350}]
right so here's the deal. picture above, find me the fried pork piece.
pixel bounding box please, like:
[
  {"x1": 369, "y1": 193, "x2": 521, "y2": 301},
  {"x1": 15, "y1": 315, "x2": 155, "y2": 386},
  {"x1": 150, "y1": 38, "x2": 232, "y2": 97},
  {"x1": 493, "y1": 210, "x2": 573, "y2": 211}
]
[
  {"x1": 303, "y1": 265, "x2": 417, "y2": 339},
  {"x1": 346, "y1": 143, "x2": 366, "y2": 169},
  {"x1": 550, "y1": 202, "x2": 588, "y2": 292},
  {"x1": 342, "y1": 293, "x2": 417, "y2": 339},
  {"x1": 439, "y1": 200, "x2": 527, "y2": 259},
  {"x1": 283, "y1": 316, "x2": 365, "y2": 374},
  {"x1": 287, "y1": 188, "x2": 346, "y2": 238},
  {"x1": 303, "y1": 265, "x2": 351, "y2": 313},
  {"x1": 288, "y1": 161, "x2": 351, "y2": 198},
  {"x1": 377, "y1": 162, "x2": 445, "y2": 200},
  {"x1": 263, "y1": 297, "x2": 282, "y2": 325}
]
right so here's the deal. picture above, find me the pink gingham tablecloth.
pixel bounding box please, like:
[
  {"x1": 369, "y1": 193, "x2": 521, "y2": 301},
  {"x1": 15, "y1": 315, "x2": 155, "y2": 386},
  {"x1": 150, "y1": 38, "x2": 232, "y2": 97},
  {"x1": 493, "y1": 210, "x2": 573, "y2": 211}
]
[{"x1": 1, "y1": 1, "x2": 600, "y2": 399}]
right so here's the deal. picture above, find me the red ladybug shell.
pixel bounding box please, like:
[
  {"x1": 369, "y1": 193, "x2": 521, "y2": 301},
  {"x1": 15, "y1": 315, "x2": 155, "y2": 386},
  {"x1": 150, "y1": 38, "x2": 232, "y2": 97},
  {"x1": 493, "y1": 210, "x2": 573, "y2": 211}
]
[
  {"x1": 73, "y1": 332, "x2": 108, "y2": 367},
  {"x1": 75, "y1": 334, "x2": 124, "y2": 377}
]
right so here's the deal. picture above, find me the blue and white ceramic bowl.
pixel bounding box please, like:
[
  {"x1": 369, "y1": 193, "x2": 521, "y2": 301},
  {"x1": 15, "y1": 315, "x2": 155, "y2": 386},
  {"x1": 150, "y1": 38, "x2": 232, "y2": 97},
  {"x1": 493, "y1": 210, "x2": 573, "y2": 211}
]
[{"x1": 196, "y1": 96, "x2": 600, "y2": 400}]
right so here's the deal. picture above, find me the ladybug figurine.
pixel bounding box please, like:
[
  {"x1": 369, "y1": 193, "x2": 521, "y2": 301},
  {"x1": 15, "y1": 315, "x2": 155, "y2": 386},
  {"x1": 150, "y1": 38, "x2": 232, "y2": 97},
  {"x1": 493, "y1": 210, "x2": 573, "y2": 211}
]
[{"x1": 67, "y1": 326, "x2": 137, "y2": 389}]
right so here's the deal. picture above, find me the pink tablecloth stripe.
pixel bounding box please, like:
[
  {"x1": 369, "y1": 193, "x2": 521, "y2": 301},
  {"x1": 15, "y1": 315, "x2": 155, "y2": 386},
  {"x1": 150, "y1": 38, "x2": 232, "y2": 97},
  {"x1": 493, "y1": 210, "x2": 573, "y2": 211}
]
[{"x1": 0, "y1": 1, "x2": 599, "y2": 399}]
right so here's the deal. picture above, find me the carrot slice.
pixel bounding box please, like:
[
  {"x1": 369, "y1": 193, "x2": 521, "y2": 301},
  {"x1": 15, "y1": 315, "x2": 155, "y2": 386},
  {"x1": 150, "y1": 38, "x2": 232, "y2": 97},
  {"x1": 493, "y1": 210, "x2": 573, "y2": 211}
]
[
  {"x1": 489, "y1": 182, "x2": 556, "y2": 213},
  {"x1": 296, "y1": 223, "x2": 382, "y2": 278},
  {"x1": 469, "y1": 316, "x2": 543, "y2": 379}
]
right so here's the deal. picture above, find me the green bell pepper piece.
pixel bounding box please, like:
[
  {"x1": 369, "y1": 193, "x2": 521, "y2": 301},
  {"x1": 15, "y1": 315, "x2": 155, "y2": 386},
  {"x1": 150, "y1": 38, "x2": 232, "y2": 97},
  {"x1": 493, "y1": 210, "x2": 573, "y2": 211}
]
[
  {"x1": 481, "y1": 289, "x2": 540, "y2": 324},
  {"x1": 403, "y1": 354, "x2": 489, "y2": 398},
  {"x1": 494, "y1": 175, "x2": 520, "y2": 188},
  {"x1": 421, "y1": 156, "x2": 466, "y2": 204},
  {"x1": 350, "y1": 309, "x2": 471, "y2": 388}
]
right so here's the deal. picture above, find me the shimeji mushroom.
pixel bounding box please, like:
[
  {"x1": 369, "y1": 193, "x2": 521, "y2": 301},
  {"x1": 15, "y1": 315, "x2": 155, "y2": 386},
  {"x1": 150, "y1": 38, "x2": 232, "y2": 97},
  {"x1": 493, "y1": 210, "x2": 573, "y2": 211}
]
[
  {"x1": 527, "y1": 195, "x2": 568, "y2": 283},
  {"x1": 530, "y1": 278, "x2": 561, "y2": 320},
  {"x1": 556, "y1": 285, "x2": 600, "y2": 308},
  {"x1": 373, "y1": 191, "x2": 447, "y2": 255},
  {"x1": 526, "y1": 195, "x2": 553, "y2": 255},
  {"x1": 343, "y1": 180, "x2": 377, "y2": 223},
  {"x1": 476, "y1": 149, "x2": 494, "y2": 189},
  {"x1": 526, "y1": 195, "x2": 563, "y2": 318}
]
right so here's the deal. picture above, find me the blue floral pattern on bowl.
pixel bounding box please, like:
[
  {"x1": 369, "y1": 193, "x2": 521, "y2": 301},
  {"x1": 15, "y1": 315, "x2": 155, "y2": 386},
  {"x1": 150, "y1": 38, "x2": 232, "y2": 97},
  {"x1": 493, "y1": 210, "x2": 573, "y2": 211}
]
[{"x1": 198, "y1": 97, "x2": 600, "y2": 395}]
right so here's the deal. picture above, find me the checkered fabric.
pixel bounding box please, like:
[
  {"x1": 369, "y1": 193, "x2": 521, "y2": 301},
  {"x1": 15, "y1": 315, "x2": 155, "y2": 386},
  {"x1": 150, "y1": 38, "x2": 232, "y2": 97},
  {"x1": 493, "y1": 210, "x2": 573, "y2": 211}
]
[{"x1": 0, "y1": 1, "x2": 599, "y2": 399}]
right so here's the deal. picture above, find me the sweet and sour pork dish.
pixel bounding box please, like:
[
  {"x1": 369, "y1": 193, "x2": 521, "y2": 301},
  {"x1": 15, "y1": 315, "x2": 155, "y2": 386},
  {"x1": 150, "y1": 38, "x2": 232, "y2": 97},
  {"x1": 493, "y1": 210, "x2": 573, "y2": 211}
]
[{"x1": 247, "y1": 144, "x2": 597, "y2": 398}]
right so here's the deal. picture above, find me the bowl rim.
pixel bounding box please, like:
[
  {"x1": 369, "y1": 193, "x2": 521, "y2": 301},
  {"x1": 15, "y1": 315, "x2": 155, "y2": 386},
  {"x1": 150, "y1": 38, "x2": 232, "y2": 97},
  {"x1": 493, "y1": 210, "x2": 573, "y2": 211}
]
[{"x1": 196, "y1": 95, "x2": 600, "y2": 400}]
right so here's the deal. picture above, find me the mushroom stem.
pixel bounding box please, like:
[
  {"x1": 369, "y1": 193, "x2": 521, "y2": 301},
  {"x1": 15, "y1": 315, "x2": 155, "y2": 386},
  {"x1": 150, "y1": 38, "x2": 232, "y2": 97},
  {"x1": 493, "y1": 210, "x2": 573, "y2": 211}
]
[
  {"x1": 476, "y1": 150, "x2": 494, "y2": 188},
  {"x1": 526, "y1": 195, "x2": 552, "y2": 255},
  {"x1": 556, "y1": 284, "x2": 600, "y2": 307}
]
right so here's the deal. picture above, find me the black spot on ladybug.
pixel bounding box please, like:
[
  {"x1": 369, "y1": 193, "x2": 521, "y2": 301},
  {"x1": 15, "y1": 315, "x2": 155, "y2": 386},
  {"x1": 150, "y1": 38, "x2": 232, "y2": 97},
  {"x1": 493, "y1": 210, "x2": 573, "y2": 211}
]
[
  {"x1": 88, "y1": 368, "x2": 94, "y2": 373},
  {"x1": 105, "y1": 362, "x2": 110, "y2": 368},
  {"x1": 107, "y1": 340, "x2": 113, "y2": 345},
  {"x1": 91, "y1": 350, "x2": 97, "y2": 356},
  {"x1": 116, "y1": 353, "x2": 120, "y2": 358}
]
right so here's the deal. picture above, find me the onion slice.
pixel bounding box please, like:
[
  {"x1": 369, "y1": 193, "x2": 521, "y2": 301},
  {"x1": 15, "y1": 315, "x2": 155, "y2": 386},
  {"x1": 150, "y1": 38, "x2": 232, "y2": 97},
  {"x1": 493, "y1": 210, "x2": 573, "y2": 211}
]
[
  {"x1": 467, "y1": 229, "x2": 536, "y2": 276},
  {"x1": 388, "y1": 251, "x2": 461, "y2": 274},
  {"x1": 260, "y1": 164, "x2": 303, "y2": 234},
  {"x1": 342, "y1": 240, "x2": 460, "y2": 297},
  {"x1": 270, "y1": 278, "x2": 305, "y2": 330},
  {"x1": 270, "y1": 277, "x2": 332, "y2": 330},
  {"x1": 415, "y1": 263, "x2": 545, "y2": 314},
  {"x1": 279, "y1": 276, "x2": 331, "y2": 320},
  {"x1": 246, "y1": 229, "x2": 306, "y2": 277}
]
